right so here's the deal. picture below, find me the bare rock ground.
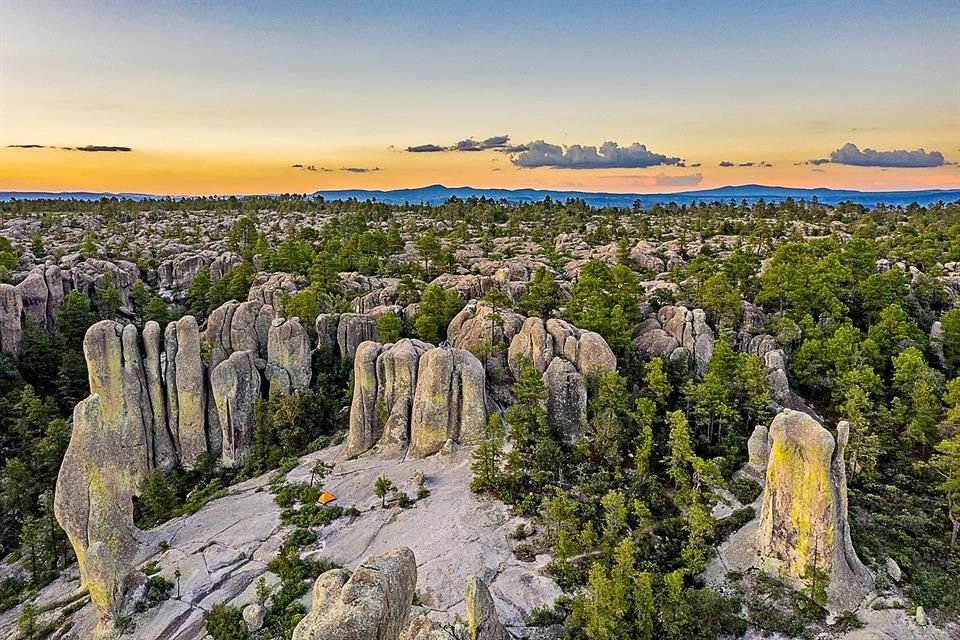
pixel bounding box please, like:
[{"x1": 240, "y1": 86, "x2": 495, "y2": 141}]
[{"x1": 0, "y1": 444, "x2": 560, "y2": 639}]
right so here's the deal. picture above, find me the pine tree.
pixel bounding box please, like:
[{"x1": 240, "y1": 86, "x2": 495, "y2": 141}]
[{"x1": 470, "y1": 414, "x2": 505, "y2": 494}]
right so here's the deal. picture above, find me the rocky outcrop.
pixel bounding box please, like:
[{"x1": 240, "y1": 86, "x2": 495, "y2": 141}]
[
  {"x1": 69, "y1": 258, "x2": 140, "y2": 315},
  {"x1": 745, "y1": 423, "x2": 770, "y2": 480},
  {"x1": 345, "y1": 341, "x2": 385, "y2": 458},
  {"x1": 211, "y1": 350, "x2": 262, "y2": 468},
  {"x1": 448, "y1": 301, "x2": 525, "y2": 383},
  {"x1": 376, "y1": 339, "x2": 433, "y2": 452},
  {"x1": 409, "y1": 346, "x2": 487, "y2": 458},
  {"x1": 0, "y1": 283, "x2": 23, "y2": 357},
  {"x1": 632, "y1": 305, "x2": 715, "y2": 376},
  {"x1": 337, "y1": 313, "x2": 379, "y2": 359},
  {"x1": 738, "y1": 302, "x2": 791, "y2": 402},
  {"x1": 248, "y1": 271, "x2": 299, "y2": 307},
  {"x1": 203, "y1": 299, "x2": 274, "y2": 371},
  {"x1": 507, "y1": 317, "x2": 554, "y2": 374},
  {"x1": 352, "y1": 280, "x2": 401, "y2": 314},
  {"x1": 345, "y1": 340, "x2": 481, "y2": 460},
  {"x1": 292, "y1": 547, "x2": 417, "y2": 640},
  {"x1": 430, "y1": 273, "x2": 496, "y2": 301},
  {"x1": 266, "y1": 316, "x2": 312, "y2": 393},
  {"x1": 544, "y1": 357, "x2": 587, "y2": 441},
  {"x1": 54, "y1": 321, "x2": 154, "y2": 634},
  {"x1": 157, "y1": 251, "x2": 241, "y2": 299},
  {"x1": 16, "y1": 264, "x2": 65, "y2": 330},
  {"x1": 506, "y1": 317, "x2": 613, "y2": 440},
  {"x1": 315, "y1": 313, "x2": 341, "y2": 353},
  {"x1": 758, "y1": 410, "x2": 873, "y2": 612}
]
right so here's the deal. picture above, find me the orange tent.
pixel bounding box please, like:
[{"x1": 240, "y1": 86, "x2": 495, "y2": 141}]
[{"x1": 318, "y1": 491, "x2": 337, "y2": 505}]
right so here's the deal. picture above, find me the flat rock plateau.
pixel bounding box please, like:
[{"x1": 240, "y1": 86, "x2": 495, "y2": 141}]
[{"x1": 0, "y1": 444, "x2": 560, "y2": 640}]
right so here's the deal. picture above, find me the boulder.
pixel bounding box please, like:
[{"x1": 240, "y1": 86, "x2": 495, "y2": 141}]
[
  {"x1": 448, "y1": 301, "x2": 525, "y2": 386},
  {"x1": 204, "y1": 300, "x2": 274, "y2": 371},
  {"x1": 248, "y1": 272, "x2": 299, "y2": 307},
  {"x1": 410, "y1": 346, "x2": 487, "y2": 458},
  {"x1": 292, "y1": 547, "x2": 417, "y2": 640},
  {"x1": 465, "y1": 576, "x2": 510, "y2": 640},
  {"x1": 315, "y1": 313, "x2": 341, "y2": 353},
  {"x1": 545, "y1": 318, "x2": 617, "y2": 376},
  {"x1": 746, "y1": 424, "x2": 770, "y2": 479},
  {"x1": 16, "y1": 266, "x2": 51, "y2": 329},
  {"x1": 0, "y1": 283, "x2": 23, "y2": 357},
  {"x1": 337, "y1": 313, "x2": 378, "y2": 359},
  {"x1": 758, "y1": 411, "x2": 873, "y2": 612},
  {"x1": 507, "y1": 317, "x2": 554, "y2": 377},
  {"x1": 266, "y1": 317, "x2": 312, "y2": 393},
  {"x1": 885, "y1": 557, "x2": 902, "y2": 583},
  {"x1": 243, "y1": 603, "x2": 266, "y2": 632},
  {"x1": 632, "y1": 305, "x2": 714, "y2": 375},
  {"x1": 543, "y1": 357, "x2": 587, "y2": 441},
  {"x1": 211, "y1": 350, "x2": 262, "y2": 468}
]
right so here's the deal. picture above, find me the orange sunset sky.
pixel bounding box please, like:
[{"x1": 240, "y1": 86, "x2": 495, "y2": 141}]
[{"x1": 1, "y1": 0, "x2": 958, "y2": 196}]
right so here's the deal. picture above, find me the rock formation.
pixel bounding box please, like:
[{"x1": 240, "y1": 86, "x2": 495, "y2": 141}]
[
  {"x1": 142, "y1": 321, "x2": 176, "y2": 472},
  {"x1": 738, "y1": 302, "x2": 791, "y2": 403},
  {"x1": 211, "y1": 350, "x2": 262, "y2": 468},
  {"x1": 745, "y1": 423, "x2": 770, "y2": 481},
  {"x1": 266, "y1": 316, "x2": 312, "y2": 393},
  {"x1": 54, "y1": 321, "x2": 154, "y2": 635},
  {"x1": 293, "y1": 549, "x2": 511, "y2": 640},
  {"x1": 337, "y1": 312, "x2": 379, "y2": 358},
  {"x1": 292, "y1": 547, "x2": 417, "y2": 640},
  {"x1": 166, "y1": 316, "x2": 209, "y2": 466},
  {"x1": 410, "y1": 346, "x2": 487, "y2": 458},
  {"x1": 376, "y1": 338, "x2": 433, "y2": 452},
  {"x1": 345, "y1": 341, "x2": 483, "y2": 460},
  {"x1": 758, "y1": 410, "x2": 873, "y2": 612},
  {"x1": 247, "y1": 271, "x2": 299, "y2": 307},
  {"x1": 633, "y1": 305, "x2": 715, "y2": 376},
  {"x1": 203, "y1": 299, "x2": 274, "y2": 371},
  {"x1": 447, "y1": 300, "x2": 525, "y2": 385},
  {"x1": 464, "y1": 575, "x2": 511, "y2": 640},
  {"x1": 344, "y1": 341, "x2": 385, "y2": 458},
  {"x1": 507, "y1": 316, "x2": 615, "y2": 440},
  {"x1": 0, "y1": 283, "x2": 23, "y2": 357},
  {"x1": 544, "y1": 357, "x2": 587, "y2": 441}
]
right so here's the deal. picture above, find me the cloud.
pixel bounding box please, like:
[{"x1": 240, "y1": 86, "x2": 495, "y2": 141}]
[
  {"x1": 406, "y1": 144, "x2": 447, "y2": 153},
  {"x1": 827, "y1": 142, "x2": 944, "y2": 168},
  {"x1": 511, "y1": 141, "x2": 682, "y2": 169},
  {"x1": 720, "y1": 160, "x2": 772, "y2": 168},
  {"x1": 499, "y1": 144, "x2": 529, "y2": 153},
  {"x1": 480, "y1": 135, "x2": 509, "y2": 149},
  {"x1": 291, "y1": 163, "x2": 304, "y2": 168},
  {"x1": 454, "y1": 139, "x2": 485, "y2": 152},
  {"x1": 688, "y1": 162, "x2": 702, "y2": 168},
  {"x1": 75, "y1": 145, "x2": 131, "y2": 152},
  {"x1": 408, "y1": 135, "x2": 515, "y2": 153},
  {"x1": 340, "y1": 166, "x2": 381, "y2": 173},
  {"x1": 8, "y1": 144, "x2": 132, "y2": 152}
]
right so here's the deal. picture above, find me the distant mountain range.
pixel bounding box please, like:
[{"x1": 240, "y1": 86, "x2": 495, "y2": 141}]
[{"x1": 2, "y1": 184, "x2": 959, "y2": 207}]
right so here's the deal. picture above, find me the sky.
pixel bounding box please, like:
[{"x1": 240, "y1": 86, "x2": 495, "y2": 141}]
[{"x1": 0, "y1": 0, "x2": 958, "y2": 195}]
